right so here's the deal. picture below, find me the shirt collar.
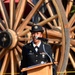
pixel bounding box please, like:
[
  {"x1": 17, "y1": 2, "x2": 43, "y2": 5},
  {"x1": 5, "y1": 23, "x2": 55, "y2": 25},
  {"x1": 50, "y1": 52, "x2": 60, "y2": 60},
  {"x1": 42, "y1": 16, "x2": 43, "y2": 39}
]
[{"x1": 33, "y1": 41, "x2": 41, "y2": 47}]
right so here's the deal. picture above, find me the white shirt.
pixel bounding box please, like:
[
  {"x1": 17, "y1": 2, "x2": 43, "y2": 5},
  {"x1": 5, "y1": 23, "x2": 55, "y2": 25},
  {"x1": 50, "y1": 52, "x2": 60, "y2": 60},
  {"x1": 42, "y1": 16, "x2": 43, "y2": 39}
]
[{"x1": 33, "y1": 41, "x2": 41, "y2": 52}]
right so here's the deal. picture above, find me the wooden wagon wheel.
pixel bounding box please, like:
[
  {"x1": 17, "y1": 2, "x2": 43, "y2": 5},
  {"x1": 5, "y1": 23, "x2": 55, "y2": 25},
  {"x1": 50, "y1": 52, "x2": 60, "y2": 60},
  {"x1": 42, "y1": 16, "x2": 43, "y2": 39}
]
[{"x1": 0, "y1": 0, "x2": 70, "y2": 75}]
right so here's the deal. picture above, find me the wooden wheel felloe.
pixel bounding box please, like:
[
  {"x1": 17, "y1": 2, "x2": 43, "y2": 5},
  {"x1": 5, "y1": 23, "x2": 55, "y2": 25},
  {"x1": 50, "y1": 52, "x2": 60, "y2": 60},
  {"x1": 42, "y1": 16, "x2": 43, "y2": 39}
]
[
  {"x1": 0, "y1": 0, "x2": 70, "y2": 75},
  {"x1": 65, "y1": 0, "x2": 75, "y2": 71}
]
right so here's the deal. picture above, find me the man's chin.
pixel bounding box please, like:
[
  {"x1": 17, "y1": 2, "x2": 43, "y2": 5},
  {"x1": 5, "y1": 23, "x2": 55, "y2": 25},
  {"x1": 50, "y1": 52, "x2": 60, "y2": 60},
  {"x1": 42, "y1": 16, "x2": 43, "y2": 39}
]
[{"x1": 33, "y1": 39, "x2": 39, "y2": 43}]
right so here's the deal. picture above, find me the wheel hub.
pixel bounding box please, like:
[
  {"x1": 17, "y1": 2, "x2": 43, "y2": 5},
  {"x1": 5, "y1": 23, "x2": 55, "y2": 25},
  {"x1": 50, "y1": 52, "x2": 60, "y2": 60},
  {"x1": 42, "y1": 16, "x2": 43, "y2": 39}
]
[
  {"x1": 0, "y1": 31, "x2": 12, "y2": 48},
  {"x1": 0, "y1": 29, "x2": 18, "y2": 49}
]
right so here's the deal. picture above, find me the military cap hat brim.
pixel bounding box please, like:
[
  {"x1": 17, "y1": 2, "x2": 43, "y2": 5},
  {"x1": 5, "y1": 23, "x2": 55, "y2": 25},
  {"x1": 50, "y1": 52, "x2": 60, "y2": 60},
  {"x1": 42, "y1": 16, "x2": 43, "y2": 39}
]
[{"x1": 30, "y1": 25, "x2": 44, "y2": 32}]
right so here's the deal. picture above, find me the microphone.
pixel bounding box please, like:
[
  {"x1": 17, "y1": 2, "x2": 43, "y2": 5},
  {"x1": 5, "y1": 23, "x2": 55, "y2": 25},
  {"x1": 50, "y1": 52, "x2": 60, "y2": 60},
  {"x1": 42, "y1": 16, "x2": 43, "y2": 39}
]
[{"x1": 35, "y1": 36, "x2": 48, "y2": 42}]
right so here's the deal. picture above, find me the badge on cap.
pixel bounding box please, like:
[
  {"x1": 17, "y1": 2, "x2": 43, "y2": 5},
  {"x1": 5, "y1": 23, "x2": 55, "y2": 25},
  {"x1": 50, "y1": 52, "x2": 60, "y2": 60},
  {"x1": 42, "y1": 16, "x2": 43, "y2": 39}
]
[{"x1": 34, "y1": 26, "x2": 38, "y2": 29}]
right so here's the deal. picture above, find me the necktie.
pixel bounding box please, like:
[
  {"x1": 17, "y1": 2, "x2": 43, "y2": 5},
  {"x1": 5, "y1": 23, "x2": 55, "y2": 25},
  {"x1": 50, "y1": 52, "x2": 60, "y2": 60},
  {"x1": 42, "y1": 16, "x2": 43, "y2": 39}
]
[{"x1": 35, "y1": 46, "x2": 39, "y2": 52}]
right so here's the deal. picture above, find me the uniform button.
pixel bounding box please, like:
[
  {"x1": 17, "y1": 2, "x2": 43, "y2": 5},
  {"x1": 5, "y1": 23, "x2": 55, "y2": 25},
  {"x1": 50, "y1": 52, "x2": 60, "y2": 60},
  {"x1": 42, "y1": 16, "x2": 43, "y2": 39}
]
[
  {"x1": 41, "y1": 61, "x2": 45, "y2": 64},
  {"x1": 36, "y1": 60, "x2": 38, "y2": 62},
  {"x1": 36, "y1": 55, "x2": 38, "y2": 57}
]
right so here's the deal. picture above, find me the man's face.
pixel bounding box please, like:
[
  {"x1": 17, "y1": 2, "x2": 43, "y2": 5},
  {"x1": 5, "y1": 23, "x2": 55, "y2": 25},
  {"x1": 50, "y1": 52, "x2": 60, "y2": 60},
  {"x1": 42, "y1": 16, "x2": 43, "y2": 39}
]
[{"x1": 31, "y1": 32, "x2": 43, "y2": 43}]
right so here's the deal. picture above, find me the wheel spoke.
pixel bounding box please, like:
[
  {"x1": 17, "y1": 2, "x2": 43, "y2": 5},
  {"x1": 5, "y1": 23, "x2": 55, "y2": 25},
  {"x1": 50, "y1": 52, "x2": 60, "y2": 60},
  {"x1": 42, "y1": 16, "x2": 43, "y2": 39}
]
[
  {"x1": 70, "y1": 39, "x2": 75, "y2": 46},
  {"x1": 70, "y1": 26, "x2": 75, "y2": 32},
  {"x1": 10, "y1": 50, "x2": 16, "y2": 75},
  {"x1": 37, "y1": 15, "x2": 58, "y2": 26},
  {"x1": 45, "y1": 0, "x2": 57, "y2": 26},
  {"x1": 17, "y1": 0, "x2": 44, "y2": 32},
  {"x1": 70, "y1": 46, "x2": 75, "y2": 52},
  {"x1": 55, "y1": 48, "x2": 59, "y2": 62},
  {"x1": 18, "y1": 41, "x2": 24, "y2": 47},
  {"x1": 18, "y1": 29, "x2": 30, "y2": 36},
  {"x1": 0, "y1": 0, "x2": 9, "y2": 29},
  {"x1": 16, "y1": 45, "x2": 22, "y2": 54},
  {"x1": 0, "y1": 52, "x2": 9, "y2": 75},
  {"x1": 69, "y1": 53, "x2": 75, "y2": 68},
  {"x1": 9, "y1": 0, "x2": 15, "y2": 29},
  {"x1": 66, "y1": 0, "x2": 74, "y2": 18},
  {"x1": 0, "y1": 48, "x2": 9, "y2": 60},
  {"x1": 39, "y1": 12, "x2": 54, "y2": 28},
  {"x1": 68, "y1": 14, "x2": 75, "y2": 28},
  {"x1": 44, "y1": 29, "x2": 62, "y2": 38},
  {"x1": 48, "y1": 38, "x2": 61, "y2": 44},
  {"x1": 14, "y1": 48, "x2": 21, "y2": 67},
  {"x1": 14, "y1": 0, "x2": 27, "y2": 30},
  {"x1": 18, "y1": 37, "x2": 30, "y2": 41},
  {"x1": 0, "y1": 19, "x2": 6, "y2": 30},
  {"x1": 57, "y1": 46, "x2": 65, "y2": 71}
]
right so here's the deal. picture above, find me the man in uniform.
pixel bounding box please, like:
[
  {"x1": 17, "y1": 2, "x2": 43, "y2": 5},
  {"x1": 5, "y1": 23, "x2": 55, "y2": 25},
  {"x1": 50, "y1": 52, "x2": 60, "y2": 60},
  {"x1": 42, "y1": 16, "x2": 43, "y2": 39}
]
[{"x1": 20, "y1": 25, "x2": 53, "y2": 75}]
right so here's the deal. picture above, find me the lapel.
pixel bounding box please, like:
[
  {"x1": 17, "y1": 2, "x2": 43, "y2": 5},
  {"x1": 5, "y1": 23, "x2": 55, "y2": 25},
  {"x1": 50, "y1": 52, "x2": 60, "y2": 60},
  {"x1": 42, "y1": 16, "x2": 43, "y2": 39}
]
[
  {"x1": 30, "y1": 42, "x2": 38, "y2": 53},
  {"x1": 39, "y1": 41, "x2": 44, "y2": 53}
]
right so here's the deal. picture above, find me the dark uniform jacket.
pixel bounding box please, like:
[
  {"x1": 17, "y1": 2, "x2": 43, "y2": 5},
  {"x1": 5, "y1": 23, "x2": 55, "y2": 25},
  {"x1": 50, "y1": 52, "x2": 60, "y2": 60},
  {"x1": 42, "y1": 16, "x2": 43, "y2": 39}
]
[
  {"x1": 21, "y1": 41, "x2": 52, "y2": 69},
  {"x1": 20, "y1": 41, "x2": 57, "y2": 75}
]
